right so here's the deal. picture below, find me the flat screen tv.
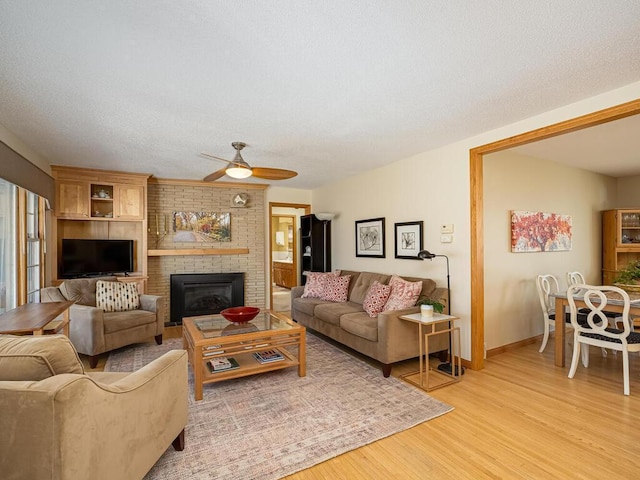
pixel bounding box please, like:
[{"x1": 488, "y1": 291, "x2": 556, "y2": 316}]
[{"x1": 60, "y1": 239, "x2": 134, "y2": 278}]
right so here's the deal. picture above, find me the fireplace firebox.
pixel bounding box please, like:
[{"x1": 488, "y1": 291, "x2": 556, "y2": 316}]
[{"x1": 170, "y1": 273, "x2": 244, "y2": 324}]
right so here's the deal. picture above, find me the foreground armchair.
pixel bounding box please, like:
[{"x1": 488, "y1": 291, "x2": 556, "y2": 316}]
[
  {"x1": 41, "y1": 276, "x2": 165, "y2": 368},
  {"x1": 0, "y1": 335, "x2": 187, "y2": 480}
]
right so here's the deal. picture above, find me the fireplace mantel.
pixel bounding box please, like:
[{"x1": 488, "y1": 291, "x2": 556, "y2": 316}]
[{"x1": 148, "y1": 248, "x2": 249, "y2": 256}]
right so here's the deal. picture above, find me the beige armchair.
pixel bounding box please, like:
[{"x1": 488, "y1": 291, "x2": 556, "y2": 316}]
[
  {"x1": 0, "y1": 334, "x2": 188, "y2": 480},
  {"x1": 41, "y1": 277, "x2": 165, "y2": 368}
]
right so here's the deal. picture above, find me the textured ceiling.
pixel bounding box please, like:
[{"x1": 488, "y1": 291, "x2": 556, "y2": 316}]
[{"x1": 1, "y1": 1, "x2": 640, "y2": 188}]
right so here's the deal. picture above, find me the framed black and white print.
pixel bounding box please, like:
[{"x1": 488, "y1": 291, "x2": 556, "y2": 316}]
[
  {"x1": 394, "y1": 221, "x2": 423, "y2": 259},
  {"x1": 355, "y1": 217, "x2": 385, "y2": 258}
]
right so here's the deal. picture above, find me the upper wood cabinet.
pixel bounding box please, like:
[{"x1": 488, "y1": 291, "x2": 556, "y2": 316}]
[
  {"x1": 52, "y1": 166, "x2": 148, "y2": 221},
  {"x1": 602, "y1": 209, "x2": 640, "y2": 284},
  {"x1": 57, "y1": 180, "x2": 90, "y2": 219},
  {"x1": 114, "y1": 184, "x2": 145, "y2": 220}
]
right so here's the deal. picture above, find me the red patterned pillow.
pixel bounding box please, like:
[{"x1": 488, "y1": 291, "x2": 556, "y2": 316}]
[
  {"x1": 363, "y1": 281, "x2": 392, "y2": 317},
  {"x1": 382, "y1": 275, "x2": 423, "y2": 312},
  {"x1": 301, "y1": 271, "x2": 341, "y2": 298},
  {"x1": 320, "y1": 275, "x2": 351, "y2": 302}
]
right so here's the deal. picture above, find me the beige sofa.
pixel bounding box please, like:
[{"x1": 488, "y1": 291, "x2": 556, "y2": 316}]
[
  {"x1": 0, "y1": 334, "x2": 188, "y2": 480},
  {"x1": 41, "y1": 277, "x2": 165, "y2": 368},
  {"x1": 291, "y1": 270, "x2": 449, "y2": 376}
]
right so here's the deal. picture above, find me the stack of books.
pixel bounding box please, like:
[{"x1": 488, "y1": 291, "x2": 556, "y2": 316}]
[
  {"x1": 207, "y1": 356, "x2": 239, "y2": 373},
  {"x1": 253, "y1": 350, "x2": 285, "y2": 364}
]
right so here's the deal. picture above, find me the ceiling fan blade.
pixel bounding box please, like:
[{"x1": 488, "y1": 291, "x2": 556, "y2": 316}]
[
  {"x1": 203, "y1": 168, "x2": 227, "y2": 182},
  {"x1": 201, "y1": 152, "x2": 233, "y2": 165},
  {"x1": 251, "y1": 167, "x2": 298, "y2": 180}
]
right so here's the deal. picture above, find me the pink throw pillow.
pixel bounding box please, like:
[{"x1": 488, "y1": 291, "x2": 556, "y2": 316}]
[
  {"x1": 301, "y1": 271, "x2": 341, "y2": 298},
  {"x1": 363, "y1": 281, "x2": 392, "y2": 317},
  {"x1": 382, "y1": 275, "x2": 423, "y2": 312},
  {"x1": 320, "y1": 275, "x2": 351, "y2": 302}
]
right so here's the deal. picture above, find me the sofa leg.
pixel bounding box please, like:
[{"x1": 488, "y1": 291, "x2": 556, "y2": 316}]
[
  {"x1": 155, "y1": 334, "x2": 163, "y2": 345},
  {"x1": 172, "y1": 429, "x2": 185, "y2": 451},
  {"x1": 381, "y1": 364, "x2": 392, "y2": 377},
  {"x1": 89, "y1": 355, "x2": 99, "y2": 369}
]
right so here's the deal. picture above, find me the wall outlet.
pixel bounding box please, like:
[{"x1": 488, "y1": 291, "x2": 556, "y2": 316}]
[
  {"x1": 440, "y1": 224, "x2": 454, "y2": 234},
  {"x1": 440, "y1": 234, "x2": 453, "y2": 243}
]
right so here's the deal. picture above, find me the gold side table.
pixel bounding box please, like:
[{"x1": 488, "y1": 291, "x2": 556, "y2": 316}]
[{"x1": 399, "y1": 312, "x2": 461, "y2": 391}]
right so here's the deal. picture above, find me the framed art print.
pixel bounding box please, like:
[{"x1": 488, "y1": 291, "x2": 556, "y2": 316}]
[
  {"x1": 394, "y1": 221, "x2": 423, "y2": 259},
  {"x1": 510, "y1": 210, "x2": 572, "y2": 252},
  {"x1": 355, "y1": 217, "x2": 385, "y2": 258}
]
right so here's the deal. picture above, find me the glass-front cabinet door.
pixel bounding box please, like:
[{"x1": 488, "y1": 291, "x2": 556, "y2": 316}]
[{"x1": 620, "y1": 210, "x2": 640, "y2": 244}]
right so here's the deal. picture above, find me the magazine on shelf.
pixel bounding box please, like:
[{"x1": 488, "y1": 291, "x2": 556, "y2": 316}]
[
  {"x1": 203, "y1": 345, "x2": 225, "y2": 356},
  {"x1": 207, "y1": 356, "x2": 240, "y2": 373},
  {"x1": 253, "y1": 349, "x2": 285, "y2": 364}
]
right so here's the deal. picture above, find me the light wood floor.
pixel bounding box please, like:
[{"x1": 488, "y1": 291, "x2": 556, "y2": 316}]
[
  {"x1": 88, "y1": 328, "x2": 640, "y2": 479},
  {"x1": 285, "y1": 340, "x2": 640, "y2": 480}
]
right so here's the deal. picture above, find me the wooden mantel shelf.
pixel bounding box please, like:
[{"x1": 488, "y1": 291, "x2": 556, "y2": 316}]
[{"x1": 148, "y1": 248, "x2": 249, "y2": 257}]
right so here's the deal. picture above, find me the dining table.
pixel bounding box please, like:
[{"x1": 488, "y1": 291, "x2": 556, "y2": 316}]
[{"x1": 552, "y1": 290, "x2": 640, "y2": 367}]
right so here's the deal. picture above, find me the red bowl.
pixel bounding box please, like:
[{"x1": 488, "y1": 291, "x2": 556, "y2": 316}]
[{"x1": 220, "y1": 306, "x2": 260, "y2": 323}]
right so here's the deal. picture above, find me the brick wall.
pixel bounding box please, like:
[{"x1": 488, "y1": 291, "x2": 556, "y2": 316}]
[{"x1": 147, "y1": 179, "x2": 266, "y2": 324}]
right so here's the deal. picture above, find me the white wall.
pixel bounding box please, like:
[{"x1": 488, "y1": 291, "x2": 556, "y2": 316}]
[
  {"x1": 312, "y1": 80, "x2": 640, "y2": 360},
  {"x1": 617, "y1": 175, "x2": 640, "y2": 207},
  {"x1": 483, "y1": 151, "x2": 616, "y2": 349}
]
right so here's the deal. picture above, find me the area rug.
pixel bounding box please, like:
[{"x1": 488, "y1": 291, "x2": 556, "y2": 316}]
[{"x1": 105, "y1": 334, "x2": 453, "y2": 480}]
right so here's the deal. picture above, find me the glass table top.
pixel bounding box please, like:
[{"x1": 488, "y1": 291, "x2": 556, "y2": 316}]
[{"x1": 188, "y1": 311, "x2": 296, "y2": 339}]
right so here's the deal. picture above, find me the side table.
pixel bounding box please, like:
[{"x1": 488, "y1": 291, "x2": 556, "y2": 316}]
[
  {"x1": 399, "y1": 312, "x2": 461, "y2": 391},
  {"x1": 0, "y1": 301, "x2": 74, "y2": 336}
]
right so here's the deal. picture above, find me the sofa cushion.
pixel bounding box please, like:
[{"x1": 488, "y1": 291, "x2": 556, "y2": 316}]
[
  {"x1": 363, "y1": 281, "x2": 392, "y2": 317},
  {"x1": 315, "y1": 301, "x2": 363, "y2": 326},
  {"x1": 320, "y1": 275, "x2": 351, "y2": 302},
  {"x1": 301, "y1": 271, "x2": 341, "y2": 299},
  {"x1": 0, "y1": 334, "x2": 84, "y2": 381},
  {"x1": 59, "y1": 276, "x2": 117, "y2": 306},
  {"x1": 103, "y1": 310, "x2": 157, "y2": 333},
  {"x1": 383, "y1": 275, "x2": 423, "y2": 311},
  {"x1": 293, "y1": 296, "x2": 329, "y2": 317},
  {"x1": 96, "y1": 280, "x2": 140, "y2": 312},
  {"x1": 349, "y1": 272, "x2": 391, "y2": 304},
  {"x1": 340, "y1": 312, "x2": 378, "y2": 342}
]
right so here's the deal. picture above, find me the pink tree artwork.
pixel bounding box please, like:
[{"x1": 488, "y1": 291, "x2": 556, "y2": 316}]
[{"x1": 510, "y1": 211, "x2": 572, "y2": 252}]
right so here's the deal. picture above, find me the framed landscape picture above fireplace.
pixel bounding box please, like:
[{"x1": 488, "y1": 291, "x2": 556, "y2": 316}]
[{"x1": 173, "y1": 211, "x2": 231, "y2": 242}]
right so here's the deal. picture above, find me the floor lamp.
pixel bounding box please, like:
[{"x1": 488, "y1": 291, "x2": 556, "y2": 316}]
[{"x1": 417, "y1": 250, "x2": 464, "y2": 376}]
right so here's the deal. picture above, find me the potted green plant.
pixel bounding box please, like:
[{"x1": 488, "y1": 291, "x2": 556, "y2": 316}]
[
  {"x1": 613, "y1": 260, "x2": 640, "y2": 293},
  {"x1": 416, "y1": 296, "x2": 445, "y2": 316},
  {"x1": 614, "y1": 260, "x2": 640, "y2": 293}
]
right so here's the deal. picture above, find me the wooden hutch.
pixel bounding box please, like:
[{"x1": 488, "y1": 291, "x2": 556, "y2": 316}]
[{"x1": 602, "y1": 209, "x2": 640, "y2": 284}]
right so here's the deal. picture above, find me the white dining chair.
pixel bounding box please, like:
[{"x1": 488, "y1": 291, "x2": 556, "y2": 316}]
[
  {"x1": 536, "y1": 274, "x2": 561, "y2": 353},
  {"x1": 567, "y1": 284, "x2": 640, "y2": 395},
  {"x1": 567, "y1": 271, "x2": 623, "y2": 328},
  {"x1": 536, "y1": 274, "x2": 592, "y2": 362}
]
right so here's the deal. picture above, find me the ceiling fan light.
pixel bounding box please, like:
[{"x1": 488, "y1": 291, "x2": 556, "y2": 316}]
[{"x1": 225, "y1": 165, "x2": 253, "y2": 179}]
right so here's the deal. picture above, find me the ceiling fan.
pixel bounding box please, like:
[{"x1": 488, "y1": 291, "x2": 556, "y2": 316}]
[{"x1": 201, "y1": 142, "x2": 298, "y2": 182}]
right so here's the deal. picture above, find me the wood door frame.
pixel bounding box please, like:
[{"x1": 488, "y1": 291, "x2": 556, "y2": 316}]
[
  {"x1": 470, "y1": 98, "x2": 640, "y2": 370},
  {"x1": 268, "y1": 202, "x2": 310, "y2": 310}
]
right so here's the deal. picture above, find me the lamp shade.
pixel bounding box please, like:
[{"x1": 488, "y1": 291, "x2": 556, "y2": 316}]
[
  {"x1": 417, "y1": 250, "x2": 436, "y2": 260},
  {"x1": 315, "y1": 212, "x2": 336, "y2": 221}
]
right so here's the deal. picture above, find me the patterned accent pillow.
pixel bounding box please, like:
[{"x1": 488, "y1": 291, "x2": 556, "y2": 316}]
[
  {"x1": 96, "y1": 280, "x2": 140, "y2": 312},
  {"x1": 382, "y1": 275, "x2": 423, "y2": 312},
  {"x1": 320, "y1": 275, "x2": 351, "y2": 302},
  {"x1": 363, "y1": 280, "x2": 392, "y2": 317},
  {"x1": 301, "y1": 271, "x2": 341, "y2": 299}
]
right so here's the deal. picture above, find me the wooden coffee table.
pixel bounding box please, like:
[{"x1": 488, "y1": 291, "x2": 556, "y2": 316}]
[{"x1": 182, "y1": 310, "x2": 306, "y2": 400}]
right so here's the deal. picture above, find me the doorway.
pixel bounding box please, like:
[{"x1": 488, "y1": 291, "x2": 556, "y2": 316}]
[
  {"x1": 469, "y1": 98, "x2": 640, "y2": 370},
  {"x1": 269, "y1": 202, "x2": 310, "y2": 312}
]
